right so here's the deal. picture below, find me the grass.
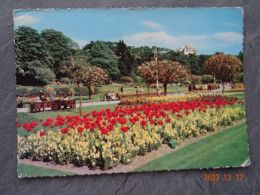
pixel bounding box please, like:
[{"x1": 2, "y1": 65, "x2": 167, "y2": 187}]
[
  {"x1": 18, "y1": 163, "x2": 78, "y2": 177},
  {"x1": 134, "y1": 122, "x2": 249, "y2": 172},
  {"x1": 17, "y1": 104, "x2": 117, "y2": 137}
]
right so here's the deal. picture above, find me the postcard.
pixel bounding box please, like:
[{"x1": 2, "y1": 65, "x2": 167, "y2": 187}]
[{"x1": 14, "y1": 8, "x2": 249, "y2": 177}]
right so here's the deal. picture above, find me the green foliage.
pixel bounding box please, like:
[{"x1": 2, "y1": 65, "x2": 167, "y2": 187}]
[
  {"x1": 188, "y1": 75, "x2": 202, "y2": 85},
  {"x1": 34, "y1": 67, "x2": 55, "y2": 85},
  {"x1": 59, "y1": 77, "x2": 71, "y2": 84},
  {"x1": 116, "y1": 40, "x2": 137, "y2": 76},
  {"x1": 202, "y1": 75, "x2": 214, "y2": 84},
  {"x1": 131, "y1": 46, "x2": 154, "y2": 65},
  {"x1": 233, "y1": 72, "x2": 244, "y2": 83},
  {"x1": 15, "y1": 26, "x2": 53, "y2": 85},
  {"x1": 83, "y1": 41, "x2": 120, "y2": 81},
  {"x1": 57, "y1": 87, "x2": 75, "y2": 96},
  {"x1": 41, "y1": 29, "x2": 80, "y2": 79},
  {"x1": 121, "y1": 76, "x2": 134, "y2": 84}
]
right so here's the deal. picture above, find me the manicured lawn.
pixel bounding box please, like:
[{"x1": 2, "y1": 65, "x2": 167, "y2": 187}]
[
  {"x1": 134, "y1": 122, "x2": 249, "y2": 172},
  {"x1": 225, "y1": 92, "x2": 244, "y2": 100},
  {"x1": 18, "y1": 163, "x2": 78, "y2": 177},
  {"x1": 17, "y1": 104, "x2": 117, "y2": 137}
]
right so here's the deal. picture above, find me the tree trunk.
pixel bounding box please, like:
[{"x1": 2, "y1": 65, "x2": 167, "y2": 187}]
[
  {"x1": 88, "y1": 86, "x2": 92, "y2": 100},
  {"x1": 163, "y1": 84, "x2": 167, "y2": 95},
  {"x1": 222, "y1": 82, "x2": 225, "y2": 94},
  {"x1": 77, "y1": 83, "x2": 82, "y2": 113},
  {"x1": 147, "y1": 83, "x2": 150, "y2": 94}
]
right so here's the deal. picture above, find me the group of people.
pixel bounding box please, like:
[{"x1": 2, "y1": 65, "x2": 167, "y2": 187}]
[
  {"x1": 105, "y1": 91, "x2": 120, "y2": 101},
  {"x1": 17, "y1": 89, "x2": 75, "y2": 108},
  {"x1": 188, "y1": 83, "x2": 230, "y2": 93}
]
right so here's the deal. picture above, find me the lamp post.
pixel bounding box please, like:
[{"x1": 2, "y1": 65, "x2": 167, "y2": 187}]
[{"x1": 154, "y1": 47, "x2": 160, "y2": 95}]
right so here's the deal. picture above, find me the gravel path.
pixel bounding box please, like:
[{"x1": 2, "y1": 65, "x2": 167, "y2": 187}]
[{"x1": 18, "y1": 118, "x2": 246, "y2": 176}]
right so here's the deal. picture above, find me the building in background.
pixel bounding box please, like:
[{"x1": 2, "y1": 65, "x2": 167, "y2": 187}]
[{"x1": 179, "y1": 45, "x2": 198, "y2": 55}]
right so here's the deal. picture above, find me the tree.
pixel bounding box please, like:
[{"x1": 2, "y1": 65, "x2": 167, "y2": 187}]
[
  {"x1": 83, "y1": 66, "x2": 108, "y2": 99},
  {"x1": 188, "y1": 54, "x2": 201, "y2": 75},
  {"x1": 202, "y1": 75, "x2": 214, "y2": 84},
  {"x1": 61, "y1": 58, "x2": 89, "y2": 113},
  {"x1": 137, "y1": 63, "x2": 156, "y2": 93},
  {"x1": 41, "y1": 29, "x2": 80, "y2": 79},
  {"x1": 131, "y1": 46, "x2": 154, "y2": 65},
  {"x1": 116, "y1": 40, "x2": 137, "y2": 77},
  {"x1": 188, "y1": 75, "x2": 202, "y2": 85},
  {"x1": 34, "y1": 67, "x2": 56, "y2": 85},
  {"x1": 203, "y1": 54, "x2": 243, "y2": 93},
  {"x1": 15, "y1": 26, "x2": 54, "y2": 85},
  {"x1": 139, "y1": 60, "x2": 190, "y2": 95},
  {"x1": 83, "y1": 41, "x2": 120, "y2": 81}
]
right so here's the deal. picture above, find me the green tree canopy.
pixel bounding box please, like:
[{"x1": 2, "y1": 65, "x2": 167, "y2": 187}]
[
  {"x1": 15, "y1": 26, "x2": 54, "y2": 85},
  {"x1": 83, "y1": 41, "x2": 120, "y2": 81},
  {"x1": 116, "y1": 40, "x2": 137, "y2": 77},
  {"x1": 41, "y1": 29, "x2": 80, "y2": 79}
]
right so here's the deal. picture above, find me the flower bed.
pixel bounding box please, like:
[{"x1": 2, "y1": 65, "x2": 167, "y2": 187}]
[
  {"x1": 17, "y1": 96, "x2": 245, "y2": 170},
  {"x1": 119, "y1": 94, "x2": 238, "y2": 105}
]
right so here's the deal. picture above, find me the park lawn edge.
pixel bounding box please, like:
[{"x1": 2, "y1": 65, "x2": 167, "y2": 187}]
[{"x1": 133, "y1": 122, "x2": 249, "y2": 172}]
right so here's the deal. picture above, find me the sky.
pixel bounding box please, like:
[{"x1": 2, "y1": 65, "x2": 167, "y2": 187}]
[{"x1": 13, "y1": 8, "x2": 243, "y2": 55}]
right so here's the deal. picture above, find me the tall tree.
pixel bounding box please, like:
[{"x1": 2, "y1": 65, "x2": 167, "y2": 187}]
[
  {"x1": 41, "y1": 29, "x2": 80, "y2": 79},
  {"x1": 15, "y1": 26, "x2": 54, "y2": 85},
  {"x1": 188, "y1": 54, "x2": 200, "y2": 75},
  {"x1": 116, "y1": 40, "x2": 137, "y2": 77},
  {"x1": 83, "y1": 41, "x2": 120, "y2": 81},
  {"x1": 131, "y1": 46, "x2": 154, "y2": 65},
  {"x1": 203, "y1": 54, "x2": 243, "y2": 93}
]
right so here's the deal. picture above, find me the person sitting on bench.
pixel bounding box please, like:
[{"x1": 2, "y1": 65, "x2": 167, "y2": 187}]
[{"x1": 17, "y1": 96, "x2": 24, "y2": 108}]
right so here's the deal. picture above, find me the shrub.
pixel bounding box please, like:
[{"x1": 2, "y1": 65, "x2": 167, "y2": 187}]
[
  {"x1": 30, "y1": 87, "x2": 44, "y2": 96},
  {"x1": 59, "y1": 77, "x2": 71, "y2": 84},
  {"x1": 202, "y1": 75, "x2": 214, "y2": 84},
  {"x1": 233, "y1": 73, "x2": 244, "y2": 83},
  {"x1": 44, "y1": 86, "x2": 55, "y2": 93},
  {"x1": 34, "y1": 67, "x2": 56, "y2": 85},
  {"x1": 57, "y1": 87, "x2": 75, "y2": 95},
  {"x1": 121, "y1": 76, "x2": 134, "y2": 84}
]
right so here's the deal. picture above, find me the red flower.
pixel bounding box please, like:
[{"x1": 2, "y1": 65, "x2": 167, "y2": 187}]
[
  {"x1": 185, "y1": 111, "x2": 190, "y2": 116},
  {"x1": 121, "y1": 126, "x2": 128, "y2": 132},
  {"x1": 157, "y1": 120, "x2": 163, "y2": 125},
  {"x1": 61, "y1": 128, "x2": 68, "y2": 134},
  {"x1": 50, "y1": 124, "x2": 54, "y2": 128},
  {"x1": 79, "y1": 112, "x2": 82, "y2": 116},
  {"x1": 107, "y1": 125, "x2": 114, "y2": 131},
  {"x1": 102, "y1": 121, "x2": 106, "y2": 125},
  {"x1": 39, "y1": 119, "x2": 43, "y2": 122},
  {"x1": 150, "y1": 119, "x2": 155, "y2": 124},
  {"x1": 101, "y1": 128, "x2": 108, "y2": 135},
  {"x1": 90, "y1": 126, "x2": 95, "y2": 131},
  {"x1": 165, "y1": 118, "x2": 171, "y2": 123},
  {"x1": 17, "y1": 123, "x2": 21, "y2": 128},
  {"x1": 34, "y1": 130, "x2": 36, "y2": 133},
  {"x1": 177, "y1": 114, "x2": 183, "y2": 118},
  {"x1": 140, "y1": 120, "x2": 147, "y2": 126},
  {"x1": 40, "y1": 131, "x2": 46, "y2": 136},
  {"x1": 77, "y1": 127, "x2": 84, "y2": 133}
]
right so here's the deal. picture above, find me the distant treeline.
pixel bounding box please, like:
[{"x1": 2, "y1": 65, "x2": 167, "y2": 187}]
[{"x1": 14, "y1": 26, "x2": 243, "y2": 85}]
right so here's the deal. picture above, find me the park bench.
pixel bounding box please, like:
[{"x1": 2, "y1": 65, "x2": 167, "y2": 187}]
[{"x1": 30, "y1": 100, "x2": 76, "y2": 113}]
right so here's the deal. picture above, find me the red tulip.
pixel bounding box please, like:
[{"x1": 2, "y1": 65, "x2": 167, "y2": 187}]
[{"x1": 40, "y1": 131, "x2": 46, "y2": 136}]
